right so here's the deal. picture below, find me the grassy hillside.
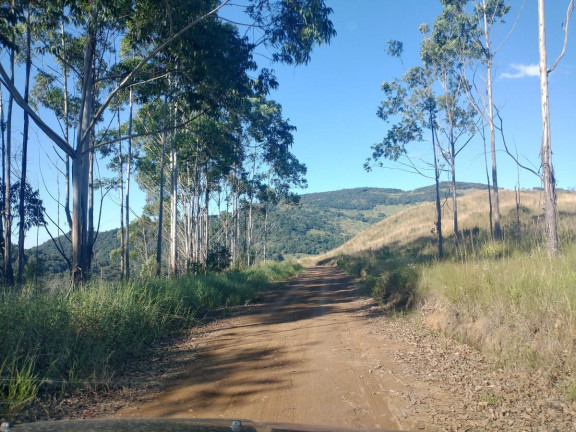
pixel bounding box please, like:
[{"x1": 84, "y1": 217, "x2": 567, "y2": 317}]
[
  {"x1": 323, "y1": 188, "x2": 576, "y2": 385},
  {"x1": 261, "y1": 181, "x2": 485, "y2": 258},
  {"x1": 315, "y1": 188, "x2": 576, "y2": 261}
]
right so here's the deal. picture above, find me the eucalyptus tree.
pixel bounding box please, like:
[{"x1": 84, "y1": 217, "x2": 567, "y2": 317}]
[
  {"x1": 439, "y1": 0, "x2": 510, "y2": 240},
  {"x1": 256, "y1": 182, "x2": 302, "y2": 263},
  {"x1": 133, "y1": 99, "x2": 243, "y2": 274},
  {"x1": 537, "y1": 0, "x2": 573, "y2": 256},
  {"x1": 367, "y1": 36, "x2": 445, "y2": 257},
  {"x1": 0, "y1": 0, "x2": 335, "y2": 283},
  {"x1": 0, "y1": 180, "x2": 47, "y2": 275},
  {"x1": 181, "y1": 114, "x2": 243, "y2": 270},
  {"x1": 0, "y1": 1, "x2": 20, "y2": 286},
  {"x1": 14, "y1": 0, "x2": 69, "y2": 284},
  {"x1": 1, "y1": 0, "x2": 239, "y2": 282},
  {"x1": 1, "y1": 0, "x2": 137, "y2": 283},
  {"x1": 15, "y1": 2, "x2": 32, "y2": 284},
  {"x1": 421, "y1": 4, "x2": 478, "y2": 243},
  {"x1": 469, "y1": 0, "x2": 510, "y2": 240},
  {"x1": 97, "y1": 97, "x2": 140, "y2": 279},
  {"x1": 241, "y1": 96, "x2": 305, "y2": 265}
]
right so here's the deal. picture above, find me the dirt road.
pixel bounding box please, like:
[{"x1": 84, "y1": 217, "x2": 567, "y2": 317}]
[
  {"x1": 116, "y1": 267, "x2": 423, "y2": 430},
  {"x1": 112, "y1": 267, "x2": 576, "y2": 431}
]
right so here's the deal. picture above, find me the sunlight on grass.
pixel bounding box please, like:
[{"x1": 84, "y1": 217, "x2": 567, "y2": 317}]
[
  {"x1": 0, "y1": 261, "x2": 302, "y2": 417},
  {"x1": 331, "y1": 189, "x2": 576, "y2": 386}
]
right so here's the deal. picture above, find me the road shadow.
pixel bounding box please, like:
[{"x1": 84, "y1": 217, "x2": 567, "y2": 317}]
[{"x1": 116, "y1": 266, "x2": 376, "y2": 418}]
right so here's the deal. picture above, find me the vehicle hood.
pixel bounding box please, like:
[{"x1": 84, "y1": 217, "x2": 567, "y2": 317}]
[{"x1": 2, "y1": 418, "x2": 402, "y2": 432}]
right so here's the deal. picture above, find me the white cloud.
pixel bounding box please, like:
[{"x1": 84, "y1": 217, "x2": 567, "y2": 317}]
[{"x1": 500, "y1": 63, "x2": 540, "y2": 79}]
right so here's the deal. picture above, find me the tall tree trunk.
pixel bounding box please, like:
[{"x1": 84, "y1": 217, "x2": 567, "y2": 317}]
[
  {"x1": 481, "y1": 124, "x2": 494, "y2": 239},
  {"x1": 169, "y1": 134, "x2": 177, "y2": 277},
  {"x1": 17, "y1": 7, "x2": 31, "y2": 284},
  {"x1": 193, "y1": 162, "x2": 201, "y2": 265},
  {"x1": 430, "y1": 114, "x2": 443, "y2": 259},
  {"x1": 156, "y1": 97, "x2": 168, "y2": 276},
  {"x1": 117, "y1": 108, "x2": 125, "y2": 279},
  {"x1": 125, "y1": 88, "x2": 133, "y2": 280},
  {"x1": 204, "y1": 184, "x2": 210, "y2": 265},
  {"x1": 0, "y1": 86, "x2": 6, "y2": 280},
  {"x1": 87, "y1": 145, "x2": 95, "y2": 274},
  {"x1": 71, "y1": 6, "x2": 97, "y2": 285},
  {"x1": 232, "y1": 173, "x2": 240, "y2": 266},
  {"x1": 263, "y1": 207, "x2": 268, "y2": 263},
  {"x1": 4, "y1": 31, "x2": 15, "y2": 287},
  {"x1": 184, "y1": 167, "x2": 192, "y2": 271},
  {"x1": 450, "y1": 139, "x2": 460, "y2": 244},
  {"x1": 62, "y1": 21, "x2": 72, "y2": 230},
  {"x1": 247, "y1": 148, "x2": 257, "y2": 266},
  {"x1": 538, "y1": 0, "x2": 559, "y2": 256},
  {"x1": 485, "y1": 52, "x2": 501, "y2": 240}
]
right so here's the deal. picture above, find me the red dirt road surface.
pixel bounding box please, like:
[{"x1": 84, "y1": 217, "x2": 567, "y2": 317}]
[
  {"x1": 117, "y1": 267, "x2": 419, "y2": 430},
  {"x1": 112, "y1": 267, "x2": 576, "y2": 431}
]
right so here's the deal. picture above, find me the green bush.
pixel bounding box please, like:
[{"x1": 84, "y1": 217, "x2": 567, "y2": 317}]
[
  {"x1": 371, "y1": 267, "x2": 420, "y2": 311},
  {"x1": 478, "y1": 240, "x2": 508, "y2": 260}
]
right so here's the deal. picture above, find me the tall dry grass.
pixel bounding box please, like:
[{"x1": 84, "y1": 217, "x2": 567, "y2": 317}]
[
  {"x1": 314, "y1": 189, "x2": 576, "y2": 262},
  {"x1": 327, "y1": 189, "x2": 576, "y2": 386},
  {"x1": 419, "y1": 246, "x2": 576, "y2": 374}
]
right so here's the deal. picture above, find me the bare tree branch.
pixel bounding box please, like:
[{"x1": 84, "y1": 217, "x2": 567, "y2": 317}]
[
  {"x1": 494, "y1": 109, "x2": 541, "y2": 178},
  {"x1": 548, "y1": 0, "x2": 574, "y2": 74}
]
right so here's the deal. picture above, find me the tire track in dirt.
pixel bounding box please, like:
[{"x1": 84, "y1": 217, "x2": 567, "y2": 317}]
[{"x1": 115, "y1": 266, "x2": 427, "y2": 430}]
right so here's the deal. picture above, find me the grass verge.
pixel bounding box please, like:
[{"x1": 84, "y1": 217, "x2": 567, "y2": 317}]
[
  {"x1": 334, "y1": 226, "x2": 576, "y2": 394},
  {"x1": 0, "y1": 261, "x2": 302, "y2": 419}
]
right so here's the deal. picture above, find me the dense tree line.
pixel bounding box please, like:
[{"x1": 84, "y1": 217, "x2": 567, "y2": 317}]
[{"x1": 0, "y1": 0, "x2": 335, "y2": 285}]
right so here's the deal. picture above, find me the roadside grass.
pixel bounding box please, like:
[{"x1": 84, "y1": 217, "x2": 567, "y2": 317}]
[
  {"x1": 330, "y1": 190, "x2": 576, "y2": 392},
  {"x1": 419, "y1": 244, "x2": 576, "y2": 373},
  {"x1": 0, "y1": 261, "x2": 302, "y2": 418}
]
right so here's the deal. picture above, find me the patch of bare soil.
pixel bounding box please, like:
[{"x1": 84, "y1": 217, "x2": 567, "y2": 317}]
[{"x1": 24, "y1": 267, "x2": 576, "y2": 431}]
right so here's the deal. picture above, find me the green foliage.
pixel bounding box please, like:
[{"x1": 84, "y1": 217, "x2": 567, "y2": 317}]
[
  {"x1": 246, "y1": 0, "x2": 337, "y2": 66},
  {"x1": 374, "y1": 267, "x2": 420, "y2": 310},
  {"x1": 0, "y1": 181, "x2": 46, "y2": 232},
  {"x1": 205, "y1": 244, "x2": 231, "y2": 273},
  {"x1": 477, "y1": 240, "x2": 508, "y2": 259},
  {"x1": 337, "y1": 248, "x2": 422, "y2": 312},
  {"x1": 26, "y1": 228, "x2": 121, "y2": 279},
  {"x1": 0, "y1": 355, "x2": 40, "y2": 417}
]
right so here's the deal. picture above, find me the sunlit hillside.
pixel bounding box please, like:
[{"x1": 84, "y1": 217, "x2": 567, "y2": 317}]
[{"x1": 314, "y1": 189, "x2": 576, "y2": 262}]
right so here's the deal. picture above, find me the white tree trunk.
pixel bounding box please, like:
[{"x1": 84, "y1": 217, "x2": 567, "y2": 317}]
[
  {"x1": 169, "y1": 134, "x2": 178, "y2": 277},
  {"x1": 538, "y1": 0, "x2": 559, "y2": 255},
  {"x1": 71, "y1": 6, "x2": 97, "y2": 284}
]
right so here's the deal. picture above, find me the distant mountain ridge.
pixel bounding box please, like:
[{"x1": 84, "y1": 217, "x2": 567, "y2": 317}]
[{"x1": 27, "y1": 182, "x2": 486, "y2": 277}]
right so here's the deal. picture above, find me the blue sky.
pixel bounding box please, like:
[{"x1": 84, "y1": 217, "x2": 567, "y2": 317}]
[
  {"x1": 9, "y1": 0, "x2": 576, "y2": 246},
  {"x1": 267, "y1": 0, "x2": 576, "y2": 194}
]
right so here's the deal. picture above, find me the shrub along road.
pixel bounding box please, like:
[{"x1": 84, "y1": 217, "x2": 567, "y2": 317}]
[{"x1": 91, "y1": 267, "x2": 575, "y2": 431}]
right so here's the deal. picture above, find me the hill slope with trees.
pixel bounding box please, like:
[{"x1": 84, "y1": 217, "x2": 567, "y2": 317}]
[
  {"x1": 25, "y1": 181, "x2": 485, "y2": 278},
  {"x1": 259, "y1": 181, "x2": 485, "y2": 258}
]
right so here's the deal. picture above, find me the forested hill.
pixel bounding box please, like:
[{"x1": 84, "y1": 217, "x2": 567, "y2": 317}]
[
  {"x1": 256, "y1": 181, "x2": 485, "y2": 258},
  {"x1": 26, "y1": 229, "x2": 122, "y2": 281},
  {"x1": 27, "y1": 181, "x2": 485, "y2": 277}
]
